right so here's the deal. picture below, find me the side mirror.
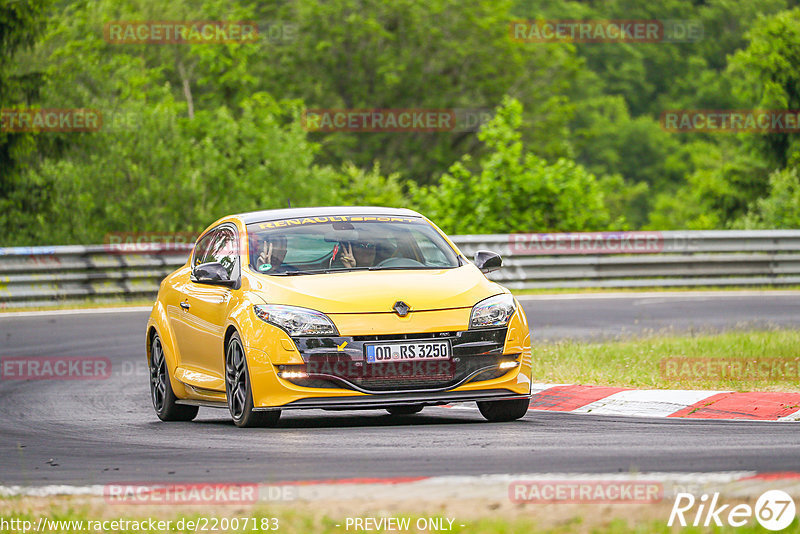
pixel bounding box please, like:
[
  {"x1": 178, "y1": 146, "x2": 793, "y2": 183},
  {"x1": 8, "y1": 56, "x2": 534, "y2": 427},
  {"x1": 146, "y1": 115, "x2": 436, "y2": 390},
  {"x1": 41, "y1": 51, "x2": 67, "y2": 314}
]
[
  {"x1": 193, "y1": 262, "x2": 235, "y2": 287},
  {"x1": 474, "y1": 250, "x2": 503, "y2": 273}
]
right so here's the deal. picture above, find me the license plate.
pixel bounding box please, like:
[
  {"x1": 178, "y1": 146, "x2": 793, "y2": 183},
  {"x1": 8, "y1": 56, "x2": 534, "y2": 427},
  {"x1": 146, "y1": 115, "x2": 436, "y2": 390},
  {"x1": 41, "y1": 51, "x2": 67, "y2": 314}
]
[{"x1": 365, "y1": 341, "x2": 451, "y2": 363}]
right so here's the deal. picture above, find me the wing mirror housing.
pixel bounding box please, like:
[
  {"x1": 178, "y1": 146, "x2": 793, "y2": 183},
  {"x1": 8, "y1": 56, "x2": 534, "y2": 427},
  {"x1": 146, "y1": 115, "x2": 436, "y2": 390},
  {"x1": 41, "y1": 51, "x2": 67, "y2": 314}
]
[
  {"x1": 473, "y1": 250, "x2": 503, "y2": 273},
  {"x1": 193, "y1": 262, "x2": 236, "y2": 287}
]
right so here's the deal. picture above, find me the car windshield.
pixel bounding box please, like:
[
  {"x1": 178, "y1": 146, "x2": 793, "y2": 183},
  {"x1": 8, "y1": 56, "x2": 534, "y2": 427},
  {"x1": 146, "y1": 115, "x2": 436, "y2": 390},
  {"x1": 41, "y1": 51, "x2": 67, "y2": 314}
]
[{"x1": 246, "y1": 216, "x2": 460, "y2": 275}]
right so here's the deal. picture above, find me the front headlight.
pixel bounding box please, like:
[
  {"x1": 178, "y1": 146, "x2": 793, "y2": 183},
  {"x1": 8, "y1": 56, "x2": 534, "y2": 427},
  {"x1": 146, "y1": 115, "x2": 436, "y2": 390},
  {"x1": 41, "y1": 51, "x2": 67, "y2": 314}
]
[
  {"x1": 253, "y1": 305, "x2": 338, "y2": 336},
  {"x1": 470, "y1": 294, "x2": 516, "y2": 328}
]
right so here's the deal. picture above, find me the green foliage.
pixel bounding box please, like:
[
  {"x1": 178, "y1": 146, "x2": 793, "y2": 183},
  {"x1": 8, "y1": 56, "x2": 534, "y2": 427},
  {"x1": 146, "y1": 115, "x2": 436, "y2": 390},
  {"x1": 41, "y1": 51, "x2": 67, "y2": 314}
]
[
  {"x1": 728, "y1": 8, "x2": 800, "y2": 166},
  {"x1": 647, "y1": 140, "x2": 770, "y2": 230},
  {"x1": 0, "y1": 0, "x2": 51, "y2": 105},
  {"x1": 2, "y1": 0, "x2": 800, "y2": 245},
  {"x1": 737, "y1": 164, "x2": 800, "y2": 228},
  {"x1": 410, "y1": 98, "x2": 613, "y2": 234},
  {"x1": 570, "y1": 95, "x2": 684, "y2": 226},
  {"x1": 330, "y1": 163, "x2": 408, "y2": 208},
  {"x1": 595, "y1": 174, "x2": 649, "y2": 231},
  {"x1": 515, "y1": 0, "x2": 789, "y2": 116},
  {"x1": 2, "y1": 94, "x2": 342, "y2": 245},
  {"x1": 0, "y1": 0, "x2": 52, "y2": 194},
  {"x1": 259, "y1": 0, "x2": 582, "y2": 182},
  {"x1": 648, "y1": 171, "x2": 732, "y2": 230}
]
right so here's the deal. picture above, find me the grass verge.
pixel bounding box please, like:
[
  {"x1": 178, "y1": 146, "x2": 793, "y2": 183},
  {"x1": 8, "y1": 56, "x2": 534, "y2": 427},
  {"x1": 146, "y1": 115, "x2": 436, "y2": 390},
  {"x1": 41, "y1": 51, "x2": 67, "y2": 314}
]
[
  {"x1": 534, "y1": 329, "x2": 800, "y2": 391},
  {"x1": 1, "y1": 497, "x2": 797, "y2": 534}
]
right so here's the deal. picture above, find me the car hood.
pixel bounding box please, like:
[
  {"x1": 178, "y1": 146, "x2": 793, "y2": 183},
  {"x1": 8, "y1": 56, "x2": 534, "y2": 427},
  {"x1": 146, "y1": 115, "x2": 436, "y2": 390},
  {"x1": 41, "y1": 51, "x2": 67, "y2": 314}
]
[{"x1": 248, "y1": 265, "x2": 504, "y2": 314}]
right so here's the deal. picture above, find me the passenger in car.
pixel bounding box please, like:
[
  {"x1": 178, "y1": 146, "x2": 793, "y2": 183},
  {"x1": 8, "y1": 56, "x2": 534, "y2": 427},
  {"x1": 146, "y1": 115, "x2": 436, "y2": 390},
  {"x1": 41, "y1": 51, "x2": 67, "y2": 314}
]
[{"x1": 256, "y1": 236, "x2": 288, "y2": 272}]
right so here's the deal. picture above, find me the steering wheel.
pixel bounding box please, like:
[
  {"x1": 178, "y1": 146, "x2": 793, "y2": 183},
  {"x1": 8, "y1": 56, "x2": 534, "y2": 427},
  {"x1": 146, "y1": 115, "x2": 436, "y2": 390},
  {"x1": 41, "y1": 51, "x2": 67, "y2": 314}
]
[{"x1": 374, "y1": 257, "x2": 424, "y2": 268}]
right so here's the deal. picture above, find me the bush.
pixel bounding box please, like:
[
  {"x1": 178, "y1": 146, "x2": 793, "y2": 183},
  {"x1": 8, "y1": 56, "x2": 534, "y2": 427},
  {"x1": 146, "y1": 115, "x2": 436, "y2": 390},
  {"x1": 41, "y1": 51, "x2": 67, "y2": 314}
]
[
  {"x1": 410, "y1": 97, "x2": 614, "y2": 234},
  {"x1": 737, "y1": 165, "x2": 800, "y2": 228},
  {"x1": 3, "y1": 94, "x2": 342, "y2": 244}
]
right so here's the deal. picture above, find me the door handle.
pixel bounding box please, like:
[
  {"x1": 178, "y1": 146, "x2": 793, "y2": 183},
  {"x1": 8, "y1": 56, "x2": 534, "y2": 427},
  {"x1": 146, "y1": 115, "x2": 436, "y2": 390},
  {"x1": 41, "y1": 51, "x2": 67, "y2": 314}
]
[{"x1": 180, "y1": 301, "x2": 191, "y2": 310}]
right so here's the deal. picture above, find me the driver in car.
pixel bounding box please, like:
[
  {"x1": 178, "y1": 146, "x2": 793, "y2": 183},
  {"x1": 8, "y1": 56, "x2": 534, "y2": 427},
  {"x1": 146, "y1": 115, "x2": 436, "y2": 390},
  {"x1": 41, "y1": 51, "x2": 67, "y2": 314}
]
[{"x1": 333, "y1": 239, "x2": 377, "y2": 269}]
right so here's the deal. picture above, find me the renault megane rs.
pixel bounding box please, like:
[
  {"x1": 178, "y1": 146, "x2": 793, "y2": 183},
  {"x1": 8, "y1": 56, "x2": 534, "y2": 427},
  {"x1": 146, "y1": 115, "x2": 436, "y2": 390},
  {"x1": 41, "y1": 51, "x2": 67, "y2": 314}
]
[{"x1": 146, "y1": 207, "x2": 532, "y2": 427}]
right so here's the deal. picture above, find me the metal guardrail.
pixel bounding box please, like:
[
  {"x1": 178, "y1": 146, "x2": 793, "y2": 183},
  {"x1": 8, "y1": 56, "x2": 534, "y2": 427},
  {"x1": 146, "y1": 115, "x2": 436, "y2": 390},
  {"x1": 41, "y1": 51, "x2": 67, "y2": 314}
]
[
  {"x1": 1, "y1": 230, "x2": 800, "y2": 307},
  {"x1": 0, "y1": 244, "x2": 192, "y2": 308}
]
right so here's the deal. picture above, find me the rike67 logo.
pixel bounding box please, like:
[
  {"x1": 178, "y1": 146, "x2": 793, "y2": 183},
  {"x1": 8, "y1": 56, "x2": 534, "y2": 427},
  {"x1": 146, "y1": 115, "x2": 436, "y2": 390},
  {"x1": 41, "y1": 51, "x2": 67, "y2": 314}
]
[{"x1": 669, "y1": 490, "x2": 796, "y2": 531}]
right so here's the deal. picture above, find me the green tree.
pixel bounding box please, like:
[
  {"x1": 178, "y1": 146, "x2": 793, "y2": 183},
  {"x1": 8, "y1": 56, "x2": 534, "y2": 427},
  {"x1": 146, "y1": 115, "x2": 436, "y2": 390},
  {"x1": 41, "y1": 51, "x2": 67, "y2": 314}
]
[
  {"x1": 330, "y1": 162, "x2": 408, "y2": 208},
  {"x1": 0, "y1": 0, "x2": 51, "y2": 170},
  {"x1": 737, "y1": 163, "x2": 800, "y2": 228},
  {"x1": 410, "y1": 98, "x2": 613, "y2": 234},
  {"x1": 10, "y1": 93, "x2": 345, "y2": 245},
  {"x1": 647, "y1": 140, "x2": 770, "y2": 229},
  {"x1": 258, "y1": 0, "x2": 583, "y2": 183},
  {"x1": 0, "y1": 0, "x2": 52, "y2": 233},
  {"x1": 728, "y1": 7, "x2": 800, "y2": 167}
]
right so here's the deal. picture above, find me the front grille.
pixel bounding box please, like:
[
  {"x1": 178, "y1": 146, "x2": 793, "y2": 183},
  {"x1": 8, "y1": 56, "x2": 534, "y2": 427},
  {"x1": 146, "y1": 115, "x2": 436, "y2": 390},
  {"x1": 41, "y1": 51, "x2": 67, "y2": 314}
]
[
  {"x1": 286, "y1": 328, "x2": 510, "y2": 393},
  {"x1": 352, "y1": 332, "x2": 456, "y2": 342}
]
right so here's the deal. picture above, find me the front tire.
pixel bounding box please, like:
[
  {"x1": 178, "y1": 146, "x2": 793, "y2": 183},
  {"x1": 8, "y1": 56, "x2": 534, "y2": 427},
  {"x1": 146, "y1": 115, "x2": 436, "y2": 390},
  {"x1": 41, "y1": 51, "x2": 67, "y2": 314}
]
[
  {"x1": 149, "y1": 333, "x2": 198, "y2": 422},
  {"x1": 225, "y1": 332, "x2": 281, "y2": 428},
  {"x1": 477, "y1": 398, "x2": 529, "y2": 422}
]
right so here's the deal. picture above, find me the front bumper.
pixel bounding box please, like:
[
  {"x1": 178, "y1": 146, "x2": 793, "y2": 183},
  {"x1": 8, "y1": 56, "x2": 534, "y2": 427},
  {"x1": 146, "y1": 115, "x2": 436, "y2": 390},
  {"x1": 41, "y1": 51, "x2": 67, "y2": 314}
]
[
  {"x1": 282, "y1": 327, "x2": 512, "y2": 393},
  {"x1": 245, "y1": 306, "x2": 532, "y2": 409},
  {"x1": 253, "y1": 389, "x2": 530, "y2": 411}
]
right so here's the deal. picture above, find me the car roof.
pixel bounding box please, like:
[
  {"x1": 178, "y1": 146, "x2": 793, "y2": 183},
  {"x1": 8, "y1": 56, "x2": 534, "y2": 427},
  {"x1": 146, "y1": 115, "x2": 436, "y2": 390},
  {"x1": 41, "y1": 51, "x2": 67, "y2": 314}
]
[{"x1": 233, "y1": 206, "x2": 423, "y2": 225}]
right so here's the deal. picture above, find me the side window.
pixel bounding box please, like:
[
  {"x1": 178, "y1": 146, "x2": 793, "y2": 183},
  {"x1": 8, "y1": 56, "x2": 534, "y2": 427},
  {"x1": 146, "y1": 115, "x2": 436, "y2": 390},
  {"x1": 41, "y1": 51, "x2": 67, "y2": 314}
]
[
  {"x1": 212, "y1": 227, "x2": 238, "y2": 277},
  {"x1": 192, "y1": 226, "x2": 239, "y2": 277},
  {"x1": 193, "y1": 230, "x2": 218, "y2": 267}
]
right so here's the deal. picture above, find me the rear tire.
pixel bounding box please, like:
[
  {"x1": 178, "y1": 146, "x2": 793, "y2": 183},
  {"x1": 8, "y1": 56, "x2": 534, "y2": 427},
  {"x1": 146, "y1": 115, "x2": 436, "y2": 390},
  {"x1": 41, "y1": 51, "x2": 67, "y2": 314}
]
[
  {"x1": 386, "y1": 405, "x2": 424, "y2": 416},
  {"x1": 149, "y1": 333, "x2": 198, "y2": 422},
  {"x1": 225, "y1": 332, "x2": 281, "y2": 428},
  {"x1": 477, "y1": 398, "x2": 529, "y2": 422}
]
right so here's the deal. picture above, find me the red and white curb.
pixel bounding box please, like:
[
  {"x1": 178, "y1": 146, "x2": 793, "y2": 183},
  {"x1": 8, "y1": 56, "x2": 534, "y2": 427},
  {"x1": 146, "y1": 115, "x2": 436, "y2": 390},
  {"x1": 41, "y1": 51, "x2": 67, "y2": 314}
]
[
  {"x1": 2, "y1": 472, "x2": 800, "y2": 502},
  {"x1": 528, "y1": 383, "x2": 800, "y2": 421},
  {"x1": 284, "y1": 472, "x2": 800, "y2": 502},
  {"x1": 447, "y1": 383, "x2": 800, "y2": 421}
]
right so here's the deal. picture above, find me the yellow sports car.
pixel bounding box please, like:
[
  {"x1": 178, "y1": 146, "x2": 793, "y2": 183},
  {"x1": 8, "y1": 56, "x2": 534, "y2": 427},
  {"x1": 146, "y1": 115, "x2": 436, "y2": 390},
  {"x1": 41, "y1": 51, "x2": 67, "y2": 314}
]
[{"x1": 146, "y1": 207, "x2": 531, "y2": 427}]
